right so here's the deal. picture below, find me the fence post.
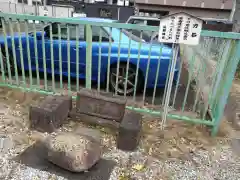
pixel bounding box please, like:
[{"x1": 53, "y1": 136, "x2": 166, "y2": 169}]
[
  {"x1": 211, "y1": 40, "x2": 240, "y2": 136},
  {"x1": 85, "y1": 24, "x2": 92, "y2": 89}
]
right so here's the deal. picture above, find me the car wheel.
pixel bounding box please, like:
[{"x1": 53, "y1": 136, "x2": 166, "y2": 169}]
[{"x1": 110, "y1": 63, "x2": 142, "y2": 95}]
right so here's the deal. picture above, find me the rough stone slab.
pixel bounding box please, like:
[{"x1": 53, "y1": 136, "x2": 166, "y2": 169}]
[
  {"x1": 70, "y1": 108, "x2": 120, "y2": 130},
  {"x1": 13, "y1": 142, "x2": 116, "y2": 180},
  {"x1": 74, "y1": 127, "x2": 101, "y2": 144},
  {"x1": 44, "y1": 132, "x2": 101, "y2": 172},
  {"x1": 76, "y1": 88, "x2": 126, "y2": 122},
  {"x1": 117, "y1": 112, "x2": 142, "y2": 151},
  {"x1": 29, "y1": 95, "x2": 72, "y2": 133}
]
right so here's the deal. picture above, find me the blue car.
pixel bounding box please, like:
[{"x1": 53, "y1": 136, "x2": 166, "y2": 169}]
[{"x1": 0, "y1": 17, "x2": 179, "y2": 95}]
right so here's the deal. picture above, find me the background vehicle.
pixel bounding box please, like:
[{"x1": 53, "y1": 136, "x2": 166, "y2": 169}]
[
  {"x1": 126, "y1": 15, "x2": 160, "y2": 26},
  {"x1": 0, "y1": 17, "x2": 179, "y2": 95},
  {"x1": 126, "y1": 15, "x2": 163, "y2": 44}
]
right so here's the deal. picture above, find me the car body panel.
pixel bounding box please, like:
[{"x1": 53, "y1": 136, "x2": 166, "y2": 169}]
[{"x1": 0, "y1": 17, "x2": 179, "y2": 89}]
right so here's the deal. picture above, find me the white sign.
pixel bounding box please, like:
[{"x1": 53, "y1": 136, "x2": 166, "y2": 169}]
[
  {"x1": 158, "y1": 13, "x2": 202, "y2": 45},
  {"x1": 72, "y1": 13, "x2": 87, "y2": 18}
]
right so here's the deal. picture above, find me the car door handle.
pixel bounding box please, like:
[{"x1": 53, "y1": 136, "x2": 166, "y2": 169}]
[
  {"x1": 16, "y1": 45, "x2": 23, "y2": 50},
  {"x1": 73, "y1": 46, "x2": 83, "y2": 51}
]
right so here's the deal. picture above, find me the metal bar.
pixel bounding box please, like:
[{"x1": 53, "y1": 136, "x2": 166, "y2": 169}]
[
  {"x1": 24, "y1": 20, "x2": 33, "y2": 88},
  {"x1": 142, "y1": 34, "x2": 153, "y2": 103},
  {"x1": 41, "y1": 21, "x2": 47, "y2": 91},
  {"x1": 181, "y1": 53, "x2": 196, "y2": 112},
  {"x1": 133, "y1": 31, "x2": 143, "y2": 102},
  {"x1": 115, "y1": 29, "x2": 123, "y2": 95},
  {"x1": 202, "y1": 42, "x2": 226, "y2": 120},
  {"x1": 106, "y1": 27, "x2": 112, "y2": 93},
  {"x1": 0, "y1": 12, "x2": 158, "y2": 32},
  {"x1": 172, "y1": 47, "x2": 183, "y2": 108},
  {"x1": 152, "y1": 43, "x2": 163, "y2": 105},
  {"x1": 85, "y1": 24, "x2": 92, "y2": 89},
  {"x1": 124, "y1": 31, "x2": 132, "y2": 97},
  {"x1": 33, "y1": 21, "x2": 40, "y2": 87},
  {"x1": 1, "y1": 18, "x2": 12, "y2": 84},
  {"x1": 206, "y1": 39, "x2": 227, "y2": 114},
  {"x1": 67, "y1": 25, "x2": 71, "y2": 94},
  {"x1": 9, "y1": 19, "x2": 19, "y2": 85},
  {"x1": 161, "y1": 44, "x2": 179, "y2": 129},
  {"x1": 192, "y1": 62, "x2": 207, "y2": 112},
  {"x1": 49, "y1": 23, "x2": 55, "y2": 91},
  {"x1": 76, "y1": 25, "x2": 80, "y2": 92},
  {"x1": 97, "y1": 27, "x2": 102, "y2": 92},
  {"x1": 211, "y1": 40, "x2": 230, "y2": 104},
  {"x1": 57, "y1": 24, "x2": 63, "y2": 89},
  {"x1": 16, "y1": 20, "x2": 26, "y2": 87},
  {"x1": 0, "y1": 46, "x2": 6, "y2": 82},
  {"x1": 162, "y1": 44, "x2": 174, "y2": 106},
  {"x1": 211, "y1": 40, "x2": 240, "y2": 136}
]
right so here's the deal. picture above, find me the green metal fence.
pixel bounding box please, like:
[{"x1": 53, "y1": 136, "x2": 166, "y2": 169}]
[{"x1": 0, "y1": 12, "x2": 239, "y2": 136}]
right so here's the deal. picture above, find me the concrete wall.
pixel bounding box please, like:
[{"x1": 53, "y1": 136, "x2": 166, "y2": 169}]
[
  {"x1": 0, "y1": 1, "x2": 73, "y2": 17},
  {"x1": 136, "y1": 4, "x2": 231, "y2": 19},
  {"x1": 135, "y1": 0, "x2": 233, "y2": 10}
]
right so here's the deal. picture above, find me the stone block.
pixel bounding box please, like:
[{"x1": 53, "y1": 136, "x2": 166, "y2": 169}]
[
  {"x1": 117, "y1": 112, "x2": 142, "y2": 151},
  {"x1": 76, "y1": 89, "x2": 126, "y2": 122},
  {"x1": 29, "y1": 95, "x2": 72, "y2": 133}
]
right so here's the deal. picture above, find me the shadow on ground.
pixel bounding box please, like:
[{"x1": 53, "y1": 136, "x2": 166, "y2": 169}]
[{"x1": 13, "y1": 142, "x2": 116, "y2": 180}]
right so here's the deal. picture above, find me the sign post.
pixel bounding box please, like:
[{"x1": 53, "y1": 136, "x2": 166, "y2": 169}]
[{"x1": 159, "y1": 12, "x2": 203, "y2": 129}]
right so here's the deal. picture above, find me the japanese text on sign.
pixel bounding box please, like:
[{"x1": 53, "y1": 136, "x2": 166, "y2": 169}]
[{"x1": 158, "y1": 13, "x2": 203, "y2": 45}]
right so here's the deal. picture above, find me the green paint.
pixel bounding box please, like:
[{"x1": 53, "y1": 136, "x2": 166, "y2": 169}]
[
  {"x1": 85, "y1": 24, "x2": 92, "y2": 89},
  {"x1": 41, "y1": 22, "x2": 48, "y2": 91},
  {"x1": 16, "y1": 20, "x2": 26, "y2": 87},
  {"x1": 24, "y1": 20, "x2": 33, "y2": 88},
  {"x1": 33, "y1": 22, "x2": 40, "y2": 87},
  {"x1": 57, "y1": 24, "x2": 63, "y2": 89},
  {"x1": 9, "y1": 19, "x2": 19, "y2": 85}
]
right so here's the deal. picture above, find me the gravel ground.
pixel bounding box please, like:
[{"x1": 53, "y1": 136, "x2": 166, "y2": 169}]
[
  {"x1": 0, "y1": 87, "x2": 239, "y2": 180},
  {"x1": 0, "y1": 144, "x2": 239, "y2": 180}
]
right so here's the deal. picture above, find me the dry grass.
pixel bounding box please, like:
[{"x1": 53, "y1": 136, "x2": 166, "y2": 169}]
[
  {"x1": 0, "y1": 86, "x2": 237, "y2": 168},
  {"x1": 140, "y1": 114, "x2": 234, "y2": 160}
]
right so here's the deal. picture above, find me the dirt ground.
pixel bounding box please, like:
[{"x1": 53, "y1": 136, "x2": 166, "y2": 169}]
[{"x1": 0, "y1": 85, "x2": 238, "y2": 180}]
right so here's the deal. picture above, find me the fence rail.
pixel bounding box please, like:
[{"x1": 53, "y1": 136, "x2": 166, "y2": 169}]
[{"x1": 0, "y1": 12, "x2": 239, "y2": 136}]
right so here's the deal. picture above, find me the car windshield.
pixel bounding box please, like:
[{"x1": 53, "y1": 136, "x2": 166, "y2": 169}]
[
  {"x1": 122, "y1": 28, "x2": 157, "y2": 43},
  {"x1": 39, "y1": 22, "x2": 157, "y2": 43},
  {"x1": 121, "y1": 29, "x2": 145, "y2": 42}
]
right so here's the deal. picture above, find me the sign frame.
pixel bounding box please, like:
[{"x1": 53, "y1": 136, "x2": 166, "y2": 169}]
[{"x1": 158, "y1": 12, "x2": 203, "y2": 45}]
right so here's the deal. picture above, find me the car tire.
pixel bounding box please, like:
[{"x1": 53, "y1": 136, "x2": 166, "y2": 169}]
[{"x1": 110, "y1": 63, "x2": 143, "y2": 96}]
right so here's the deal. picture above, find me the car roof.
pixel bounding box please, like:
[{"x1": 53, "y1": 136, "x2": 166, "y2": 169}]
[
  {"x1": 78, "y1": 17, "x2": 116, "y2": 23},
  {"x1": 129, "y1": 16, "x2": 160, "y2": 21}
]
